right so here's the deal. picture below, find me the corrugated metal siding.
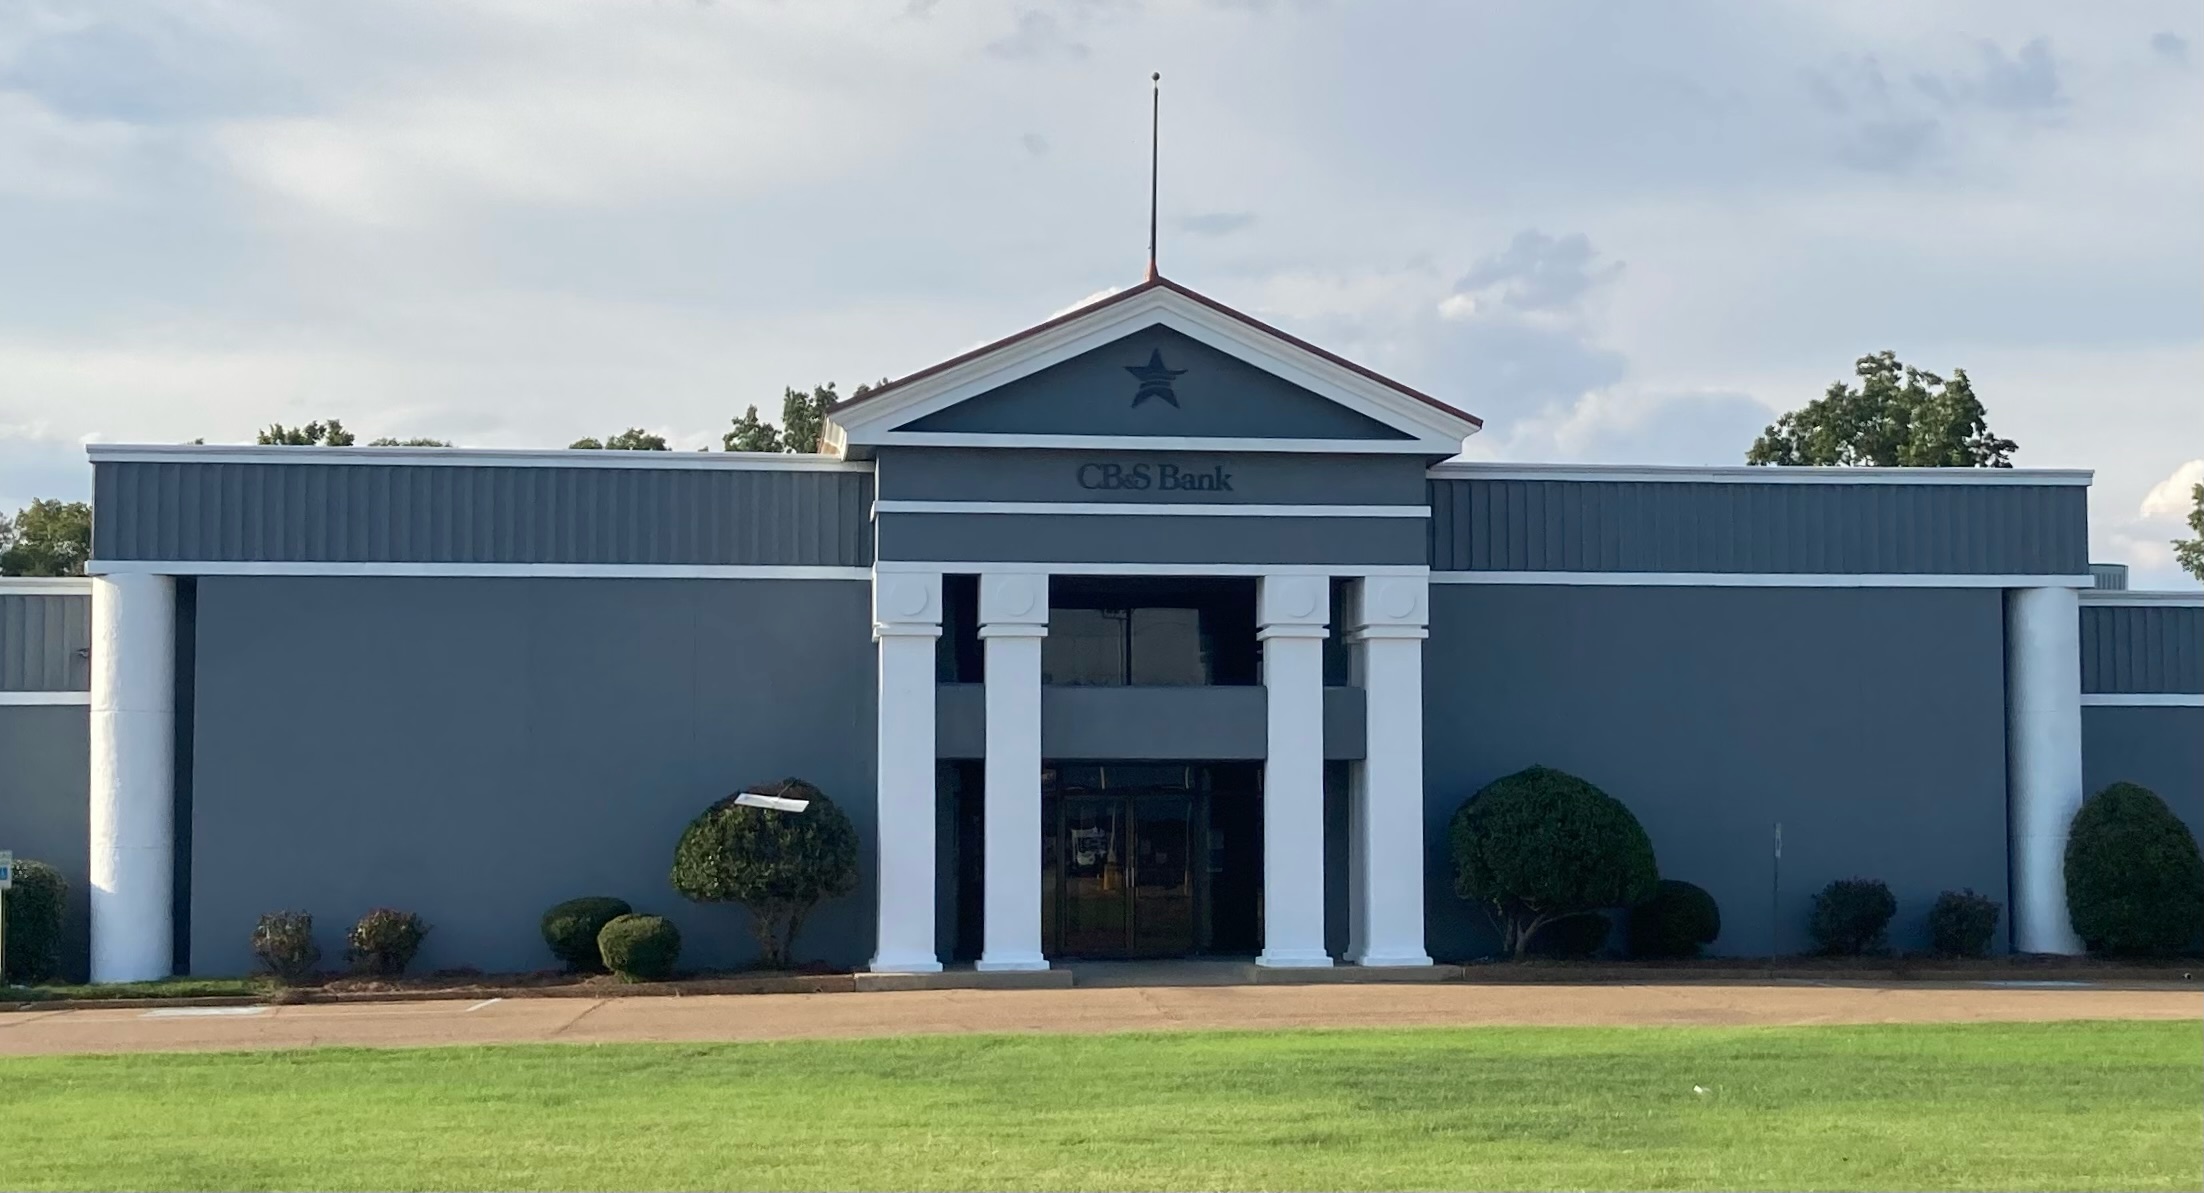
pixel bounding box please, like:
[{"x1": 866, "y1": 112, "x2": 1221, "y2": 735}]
[
  {"x1": 1427, "y1": 479, "x2": 2089, "y2": 574},
  {"x1": 2081, "y1": 605, "x2": 2204, "y2": 694},
  {"x1": 93, "y1": 462, "x2": 874, "y2": 566},
  {"x1": 0, "y1": 593, "x2": 91, "y2": 690}
]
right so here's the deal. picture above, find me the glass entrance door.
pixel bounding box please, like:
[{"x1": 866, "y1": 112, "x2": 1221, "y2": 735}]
[{"x1": 1045, "y1": 792, "x2": 1200, "y2": 958}]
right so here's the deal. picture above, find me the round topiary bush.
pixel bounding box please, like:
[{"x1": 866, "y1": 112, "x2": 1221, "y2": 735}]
[
  {"x1": 2065, "y1": 782, "x2": 2204, "y2": 956},
  {"x1": 540, "y1": 896, "x2": 633, "y2": 972},
  {"x1": 1809, "y1": 878, "x2": 1896, "y2": 955},
  {"x1": 597, "y1": 914, "x2": 681, "y2": 982},
  {"x1": 671, "y1": 779, "x2": 859, "y2": 969},
  {"x1": 1927, "y1": 889, "x2": 2002, "y2": 958},
  {"x1": 1527, "y1": 912, "x2": 1611, "y2": 959},
  {"x1": 1449, "y1": 765, "x2": 1659, "y2": 958},
  {"x1": 1, "y1": 858, "x2": 67, "y2": 985},
  {"x1": 346, "y1": 908, "x2": 429, "y2": 976},
  {"x1": 1626, "y1": 879, "x2": 1723, "y2": 959},
  {"x1": 251, "y1": 910, "x2": 323, "y2": 983}
]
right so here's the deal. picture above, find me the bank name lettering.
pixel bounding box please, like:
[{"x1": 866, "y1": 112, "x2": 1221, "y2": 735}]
[{"x1": 1077, "y1": 462, "x2": 1234, "y2": 492}]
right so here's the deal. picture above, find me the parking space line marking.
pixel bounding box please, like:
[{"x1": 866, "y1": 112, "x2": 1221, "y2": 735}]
[
  {"x1": 464, "y1": 998, "x2": 503, "y2": 1013},
  {"x1": 141, "y1": 1006, "x2": 271, "y2": 1019}
]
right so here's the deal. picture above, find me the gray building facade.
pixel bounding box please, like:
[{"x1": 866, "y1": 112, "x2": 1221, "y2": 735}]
[{"x1": 10, "y1": 275, "x2": 2199, "y2": 981}]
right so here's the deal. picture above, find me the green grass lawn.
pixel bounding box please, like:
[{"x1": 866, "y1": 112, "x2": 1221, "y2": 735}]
[{"x1": 0, "y1": 1021, "x2": 2196, "y2": 1191}]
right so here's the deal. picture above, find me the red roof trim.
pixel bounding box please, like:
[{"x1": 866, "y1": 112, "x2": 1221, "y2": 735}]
[{"x1": 829, "y1": 275, "x2": 1483, "y2": 430}]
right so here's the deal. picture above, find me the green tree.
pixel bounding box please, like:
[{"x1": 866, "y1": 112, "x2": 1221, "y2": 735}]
[
  {"x1": 1449, "y1": 765, "x2": 1659, "y2": 958},
  {"x1": 670, "y1": 779, "x2": 859, "y2": 968},
  {"x1": 366, "y1": 437, "x2": 453, "y2": 447},
  {"x1": 2173, "y1": 483, "x2": 2203, "y2": 582},
  {"x1": 0, "y1": 499, "x2": 93, "y2": 577},
  {"x1": 1748, "y1": 351, "x2": 2017, "y2": 467},
  {"x1": 722, "y1": 406, "x2": 784, "y2": 453},
  {"x1": 257, "y1": 420, "x2": 356, "y2": 446},
  {"x1": 779, "y1": 385, "x2": 836, "y2": 454},
  {"x1": 570, "y1": 428, "x2": 668, "y2": 451}
]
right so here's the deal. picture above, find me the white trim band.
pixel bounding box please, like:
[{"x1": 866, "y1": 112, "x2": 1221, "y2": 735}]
[
  {"x1": 2079, "y1": 591, "x2": 2204, "y2": 607},
  {"x1": 2081, "y1": 693, "x2": 2204, "y2": 707},
  {"x1": 86, "y1": 444, "x2": 872, "y2": 472},
  {"x1": 0, "y1": 577, "x2": 94, "y2": 595},
  {"x1": 0, "y1": 690, "x2": 91, "y2": 705},
  {"x1": 874, "y1": 500, "x2": 1428, "y2": 519},
  {"x1": 876, "y1": 560, "x2": 1427, "y2": 578},
  {"x1": 1428, "y1": 461, "x2": 2092, "y2": 486},
  {"x1": 1430, "y1": 571, "x2": 2097, "y2": 589},
  {"x1": 87, "y1": 561, "x2": 872, "y2": 581},
  {"x1": 860, "y1": 432, "x2": 1442, "y2": 455}
]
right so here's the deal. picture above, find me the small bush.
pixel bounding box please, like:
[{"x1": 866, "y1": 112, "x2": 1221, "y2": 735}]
[
  {"x1": 597, "y1": 914, "x2": 681, "y2": 982},
  {"x1": 1448, "y1": 765, "x2": 1659, "y2": 957},
  {"x1": 2065, "y1": 781, "x2": 2204, "y2": 957},
  {"x1": 1927, "y1": 889, "x2": 2002, "y2": 958},
  {"x1": 1809, "y1": 878, "x2": 1897, "y2": 955},
  {"x1": 1527, "y1": 912, "x2": 1611, "y2": 958},
  {"x1": 250, "y1": 911, "x2": 322, "y2": 982},
  {"x1": 1627, "y1": 879, "x2": 1723, "y2": 959},
  {"x1": 1, "y1": 859, "x2": 67, "y2": 984},
  {"x1": 346, "y1": 908, "x2": 429, "y2": 976},
  {"x1": 540, "y1": 896, "x2": 632, "y2": 972}
]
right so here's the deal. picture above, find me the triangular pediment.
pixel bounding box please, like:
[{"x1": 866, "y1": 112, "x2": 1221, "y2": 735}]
[{"x1": 825, "y1": 278, "x2": 1480, "y2": 457}]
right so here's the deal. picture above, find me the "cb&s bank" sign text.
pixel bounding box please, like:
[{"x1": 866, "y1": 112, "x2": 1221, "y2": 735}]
[{"x1": 1076, "y1": 462, "x2": 1234, "y2": 492}]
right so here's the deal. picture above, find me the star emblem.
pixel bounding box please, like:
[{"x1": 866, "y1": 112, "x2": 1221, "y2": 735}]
[{"x1": 1124, "y1": 348, "x2": 1187, "y2": 408}]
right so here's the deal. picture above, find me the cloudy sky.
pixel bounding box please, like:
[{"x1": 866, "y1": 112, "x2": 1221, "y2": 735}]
[{"x1": 2, "y1": 0, "x2": 2198, "y2": 584}]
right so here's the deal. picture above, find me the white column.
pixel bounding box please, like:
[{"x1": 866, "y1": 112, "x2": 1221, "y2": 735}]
[
  {"x1": 89, "y1": 572, "x2": 176, "y2": 984},
  {"x1": 1344, "y1": 575, "x2": 1435, "y2": 967},
  {"x1": 1256, "y1": 573, "x2": 1332, "y2": 968},
  {"x1": 977, "y1": 571, "x2": 1049, "y2": 972},
  {"x1": 870, "y1": 570, "x2": 943, "y2": 974},
  {"x1": 2007, "y1": 584, "x2": 2086, "y2": 955}
]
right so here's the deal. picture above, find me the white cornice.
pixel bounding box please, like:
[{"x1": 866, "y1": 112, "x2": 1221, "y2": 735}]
[
  {"x1": 1428, "y1": 461, "x2": 2093, "y2": 486},
  {"x1": 2079, "y1": 590, "x2": 2204, "y2": 607},
  {"x1": 1431, "y1": 571, "x2": 2098, "y2": 588},
  {"x1": 827, "y1": 288, "x2": 1479, "y2": 454},
  {"x1": 0, "y1": 577, "x2": 93, "y2": 595},
  {"x1": 86, "y1": 444, "x2": 874, "y2": 472}
]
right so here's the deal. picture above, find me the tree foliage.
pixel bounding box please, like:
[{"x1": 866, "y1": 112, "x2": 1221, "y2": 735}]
[
  {"x1": 2173, "y1": 483, "x2": 2204, "y2": 583},
  {"x1": 367, "y1": 437, "x2": 454, "y2": 447},
  {"x1": 0, "y1": 499, "x2": 92, "y2": 577},
  {"x1": 2065, "y1": 781, "x2": 2204, "y2": 956},
  {"x1": 722, "y1": 379, "x2": 887, "y2": 453},
  {"x1": 670, "y1": 779, "x2": 859, "y2": 968},
  {"x1": 1626, "y1": 878, "x2": 1722, "y2": 959},
  {"x1": 1, "y1": 858, "x2": 67, "y2": 984},
  {"x1": 723, "y1": 406, "x2": 784, "y2": 453},
  {"x1": 570, "y1": 428, "x2": 668, "y2": 451},
  {"x1": 1448, "y1": 765, "x2": 1659, "y2": 958},
  {"x1": 258, "y1": 420, "x2": 356, "y2": 446},
  {"x1": 1748, "y1": 351, "x2": 2017, "y2": 468}
]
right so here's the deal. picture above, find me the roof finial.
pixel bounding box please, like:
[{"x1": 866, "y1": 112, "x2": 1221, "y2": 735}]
[{"x1": 1146, "y1": 71, "x2": 1161, "y2": 283}]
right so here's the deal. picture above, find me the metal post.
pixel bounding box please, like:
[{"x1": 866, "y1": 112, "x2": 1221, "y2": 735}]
[{"x1": 1769, "y1": 821, "x2": 1783, "y2": 960}]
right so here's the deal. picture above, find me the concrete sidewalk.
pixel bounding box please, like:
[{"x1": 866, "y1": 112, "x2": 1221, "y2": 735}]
[{"x1": 1, "y1": 981, "x2": 2195, "y2": 1058}]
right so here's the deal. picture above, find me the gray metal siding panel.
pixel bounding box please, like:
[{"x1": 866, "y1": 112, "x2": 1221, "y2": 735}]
[
  {"x1": 2082, "y1": 707, "x2": 2204, "y2": 848},
  {"x1": 0, "y1": 593, "x2": 91, "y2": 691},
  {"x1": 877, "y1": 448, "x2": 1430, "y2": 506},
  {"x1": 879, "y1": 512, "x2": 1427, "y2": 567},
  {"x1": 1427, "y1": 479, "x2": 2088, "y2": 575},
  {"x1": 1423, "y1": 585, "x2": 2009, "y2": 958},
  {"x1": 94, "y1": 462, "x2": 874, "y2": 567},
  {"x1": 2080, "y1": 606, "x2": 2204, "y2": 694},
  {"x1": 186, "y1": 576, "x2": 880, "y2": 976},
  {"x1": 0, "y1": 706, "x2": 91, "y2": 980},
  {"x1": 938, "y1": 684, "x2": 1365, "y2": 760}
]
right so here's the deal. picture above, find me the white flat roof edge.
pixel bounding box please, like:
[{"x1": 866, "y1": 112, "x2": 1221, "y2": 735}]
[
  {"x1": 85, "y1": 444, "x2": 872, "y2": 472},
  {"x1": 1429, "y1": 461, "x2": 2093, "y2": 486}
]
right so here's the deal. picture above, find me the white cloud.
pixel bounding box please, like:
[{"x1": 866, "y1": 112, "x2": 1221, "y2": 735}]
[{"x1": 2140, "y1": 458, "x2": 2203, "y2": 518}]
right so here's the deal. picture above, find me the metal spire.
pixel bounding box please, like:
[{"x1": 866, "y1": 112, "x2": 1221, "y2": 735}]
[{"x1": 1146, "y1": 71, "x2": 1160, "y2": 282}]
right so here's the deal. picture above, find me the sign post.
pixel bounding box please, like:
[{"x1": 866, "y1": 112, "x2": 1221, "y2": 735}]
[
  {"x1": 0, "y1": 850, "x2": 13, "y2": 987},
  {"x1": 1768, "y1": 824, "x2": 1782, "y2": 961}
]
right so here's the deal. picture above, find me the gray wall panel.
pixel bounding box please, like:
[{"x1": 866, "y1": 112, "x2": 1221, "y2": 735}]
[
  {"x1": 897, "y1": 325, "x2": 1410, "y2": 440},
  {"x1": 0, "y1": 706, "x2": 91, "y2": 981},
  {"x1": 877, "y1": 448, "x2": 1429, "y2": 506},
  {"x1": 0, "y1": 593, "x2": 90, "y2": 691},
  {"x1": 95, "y1": 462, "x2": 874, "y2": 567},
  {"x1": 936, "y1": 684, "x2": 1367, "y2": 760},
  {"x1": 879, "y1": 513, "x2": 1427, "y2": 567},
  {"x1": 187, "y1": 576, "x2": 880, "y2": 976},
  {"x1": 1428, "y1": 478, "x2": 2089, "y2": 575},
  {"x1": 1423, "y1": 585, "x2": 2010, "y2": 958},
  {"x1": 2082, "y1": 707, "x2": 2204, "y2": 847},
  {"x1": 2080, "y1": 605, "x2": 2204, "y2": 694}
]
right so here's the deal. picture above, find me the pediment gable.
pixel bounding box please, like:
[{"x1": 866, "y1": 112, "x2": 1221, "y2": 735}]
[{"x1": 825, "y1": 278, "x2": 1480, "y2": 458}]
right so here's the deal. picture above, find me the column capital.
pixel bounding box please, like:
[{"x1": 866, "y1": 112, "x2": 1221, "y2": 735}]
[
  {"x1": 873, "y1": 570, "x2": 943, "y2": 639},
  {"x1": 1343, "y1": 574, "x2": 1429, "y2": 639},
  {"x1": 978, "y1": 570, "x2": 1049, "y2": 636},
  {"x1": 1257, "y1": 573, "x2": 1330, "y2": 634}
]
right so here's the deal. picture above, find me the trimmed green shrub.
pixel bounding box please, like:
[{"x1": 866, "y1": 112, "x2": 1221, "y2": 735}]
[
  {"x1": 1927, "y1": 889, "x2": 2002, "y2": 958},
  {"x1": 540, "y1": 896, "x2": 632, "y2": 972},
  {"x1": 1449, "y1": 765, "x2": 1659, "y2": 958},
  {"x1": 1809, "y1": 878, "x2": 1896, "y2": 955},
  {"x1": 1, "y1": 858, "x2": 67, "y2": 985},
  {"x1": 1627, "y1": 879, "x2": 1723, "y2": 959},
  {"x1": 1528, "y1": 912, "x2": 1611, "y2": 958},
  {"x1": 346, "y1": 908, "x2": 429, "y2": 976},
  {"x1": 2065, "y1": 782, "x2": 2204, "y2": 956},
  {"x1": 671, "y1": 779, "x2": 859, "y2": 968},
  {"x1": 251, "y1": 911, "x2": 322, "y2": 982},
  {"x1": 597, "y1": 914, "x2": 681, "y2": 982}
]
